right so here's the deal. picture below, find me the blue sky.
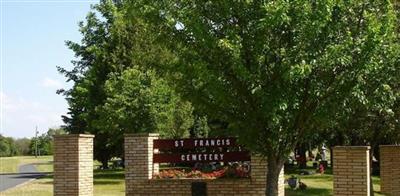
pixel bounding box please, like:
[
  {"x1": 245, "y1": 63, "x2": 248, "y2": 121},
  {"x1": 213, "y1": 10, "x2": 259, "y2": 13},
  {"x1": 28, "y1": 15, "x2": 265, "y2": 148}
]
[{"x1": 1, "y1": 0, "x2": 97, "y2": 138}]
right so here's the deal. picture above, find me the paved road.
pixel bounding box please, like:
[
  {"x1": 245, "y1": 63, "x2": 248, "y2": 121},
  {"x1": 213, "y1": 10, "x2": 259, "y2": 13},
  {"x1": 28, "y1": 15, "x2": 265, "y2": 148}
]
[{"x1": 0, "y1": 164, "x2": 47, "y2": 192}]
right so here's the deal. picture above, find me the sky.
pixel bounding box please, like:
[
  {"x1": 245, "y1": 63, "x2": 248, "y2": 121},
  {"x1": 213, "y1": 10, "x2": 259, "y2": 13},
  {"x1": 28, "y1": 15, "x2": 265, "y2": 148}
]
[{"x1": 1, "y1": 0, "x2": 98, "y2": 138}]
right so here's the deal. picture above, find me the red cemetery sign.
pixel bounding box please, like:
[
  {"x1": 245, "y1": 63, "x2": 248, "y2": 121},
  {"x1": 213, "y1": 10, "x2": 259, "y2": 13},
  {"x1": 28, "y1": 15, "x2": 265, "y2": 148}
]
[
  {"x1": 153, "y1": 137, "x2": 250, "y2": 163},
  {"x1": 153, "y1": 138, "x2": 238, "y2": 149},
  {"x1": 153, "y1": 151, "x2": 250, "y2": 163}
]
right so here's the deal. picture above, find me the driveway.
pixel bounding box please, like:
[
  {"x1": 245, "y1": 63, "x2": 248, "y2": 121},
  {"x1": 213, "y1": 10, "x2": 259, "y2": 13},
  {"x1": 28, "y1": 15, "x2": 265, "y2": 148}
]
[{"x1": 0, "y1": 164, "x2": 48, "y2": 192}]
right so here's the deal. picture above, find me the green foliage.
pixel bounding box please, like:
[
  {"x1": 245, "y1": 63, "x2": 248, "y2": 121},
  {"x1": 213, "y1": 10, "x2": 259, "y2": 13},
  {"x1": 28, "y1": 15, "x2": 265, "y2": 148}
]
[
  {"x1": 0, "y1": 135, "x2": 16, "y2": 157},
  {"x1": 96, "y1": 67, "x2": 194, "y2": 138},
  {"x1": 323, "y1": 2, "x2": 400, "y2": 148},
  {"x1": 58, "y1": 0, "x2": 198, "y2": 166},
  {"x1": 190, "y1": 115, "x2": 210, "y2": 138},
  {"x1": 0, "y1": 138, "x2": 11, "y2": 157},
  {"x1": 128, "y1": 0, "x2": 399, "y2": 155},
  {"x1": 127, "y1": 1, "x2": 399, "y2": 194},
  {"x1": 58, "y1": 1, "x2": 398, "y2": 193},
  {"x1": 0, "y1": 135, "x2": 35, "y2": 157},
  {"x1": 0, "y1": 130, "x2": 68, "y2": 158},
  {"x1": 29, "y1": 128, "x2": 66, "y2": 156},
  {"x1": 14, "y1": 138, "x2": 31, "y2": 156}
]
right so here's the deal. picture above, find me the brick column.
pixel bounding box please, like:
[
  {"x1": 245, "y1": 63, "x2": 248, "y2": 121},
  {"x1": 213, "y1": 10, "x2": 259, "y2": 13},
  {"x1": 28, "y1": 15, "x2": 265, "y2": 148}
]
[
  {"x1": 124, "y1": 133, "x2": 159, "y2": 195},
  {"x1": 333, "y1": 146, "x2": 371, "y2": 196},
  {"x1": 278, "y1": 165, "x2": 285, "y2": 196},
  {"x1": 380, "y1": 145, "x2": 400, "y2": 196},
  {"x1": 54, "y1": 134, "x2": 94, "y2": 196},
  {"x1": 251, "y1": 156, "x2": 284, "y2": 196}
]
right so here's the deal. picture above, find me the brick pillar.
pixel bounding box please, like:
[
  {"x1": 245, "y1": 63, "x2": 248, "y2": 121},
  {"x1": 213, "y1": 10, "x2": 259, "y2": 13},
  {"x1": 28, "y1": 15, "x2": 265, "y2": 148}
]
[
  {"x1": 278, "y1": 165, "x2": 285, "y2": 196},
  {"x1": 251, "y1": 156, "x2": 285, "y2": 196},
  {"x1": 124, "y1": 133, "x2": 159, "y2": 195},
  {"x1": 333, "y1": 146, "x2": 371, "y2": 196},
  {"x1": 54, "y1": 134, "x2": 94, "y2": 196},
  {"x1": 380, "y1": 145, "x2": 400, "y2": 196}
]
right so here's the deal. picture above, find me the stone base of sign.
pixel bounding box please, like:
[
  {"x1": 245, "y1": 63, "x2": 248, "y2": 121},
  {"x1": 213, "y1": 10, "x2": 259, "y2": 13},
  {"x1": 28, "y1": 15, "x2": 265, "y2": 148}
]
[
  {"x1": 333, "y1": 146, "x2": 370, "y2": 196},
  {"x1": 128, "y1": 178, "x2": 272, "y2": 195},
  {"x1": 54, "y1": 134, "x2": 94, "y2": 196},
  {"x1": 380, "y1": 145, "x2": 400, "y2": 196},
  {"x1": 125, "y1": 133, "x2": 284, "y2": 196}
]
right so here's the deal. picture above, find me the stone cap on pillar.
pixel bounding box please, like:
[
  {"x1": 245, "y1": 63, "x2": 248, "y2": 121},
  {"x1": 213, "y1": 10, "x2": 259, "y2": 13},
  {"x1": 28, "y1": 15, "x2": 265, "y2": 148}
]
[
  {"x1": 333, "y1": 146, "x2": 370, "y2": 150},
  {"x1": 54, "y1": 134, "x2": 95, "y2": 138},
  {"x1": 124, "y1": 133, "x2": 159, "y2": 137}
]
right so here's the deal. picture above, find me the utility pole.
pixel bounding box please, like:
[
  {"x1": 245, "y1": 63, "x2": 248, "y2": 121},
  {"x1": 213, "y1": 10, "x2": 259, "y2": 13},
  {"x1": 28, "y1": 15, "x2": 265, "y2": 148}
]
[{"x1": 35, "y1": 126, "x2": 38, "y2": 158}]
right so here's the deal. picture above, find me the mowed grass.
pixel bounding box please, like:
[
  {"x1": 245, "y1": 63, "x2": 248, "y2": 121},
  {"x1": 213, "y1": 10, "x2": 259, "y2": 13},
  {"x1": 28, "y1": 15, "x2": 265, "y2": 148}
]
[
  {"x1": 1, "y1": 156, "x2": 387, "y2": 196},
  {"x1": 33, "y1": 161, "x2": 53, "y2": 172},
  {"x1": 1, "y1": 156, "x2": 123, "y2": 196},
  {"x1": 285, "y1": 174, "x2": 333, "y2": 196},
  {"x1": 3, "y1": 170, "x2": 386, "y2": 196},
  {"x1": 0, "y1": 156, "x2": 53, "y2": 173},
  {"x1": 285, "y1": 173, "x2": 385, "y2": 196},
  {"x1": 2, "y1": 170, "x2": 125, "y2": 196}
]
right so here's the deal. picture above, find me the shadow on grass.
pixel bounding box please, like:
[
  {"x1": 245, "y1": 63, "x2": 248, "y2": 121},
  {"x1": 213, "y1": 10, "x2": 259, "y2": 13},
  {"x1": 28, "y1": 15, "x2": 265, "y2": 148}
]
[
  {"x1": 286, "y1": 187, "x2": 386, "y2": 196},
  {"x1": 40, "y1": 169, "x2": 125, "y2": 186},
  {"x1": 94, "y1": 171, "x2": 124, "y2": 185},
  {"x1": 285, "y1": 187, "x2": 332, "y2": 196},
  {"x1": 10, "y1": 173, "x2": 48, "y2": 179},
  {"x1": 94, "y1": 180, "x2": 123, "y2": 185},
  {"x1": 93, "y1": 169, "x2": 124, "y2": 180},
  {"x1": 285, "y1": 165, "x2": 333, "y2": 175},
  {"x1": 41, "y1": 174, "x2": 53, "y2": 179},
  {"x1": 34, "y1": 161, "x2": 53, "y2": 165},
  {"x1": 39, "y1": 174, "x2": 54, "y2": 184},
  {"x1": 296, "y1": 174, "x2": 333, "y2": 181}
]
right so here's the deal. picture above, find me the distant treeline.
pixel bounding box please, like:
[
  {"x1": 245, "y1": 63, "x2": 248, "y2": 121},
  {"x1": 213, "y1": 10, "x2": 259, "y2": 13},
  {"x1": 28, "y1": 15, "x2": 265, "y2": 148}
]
[{"x1": 0, "y1": 128, "x2": 65, "y2": 157}]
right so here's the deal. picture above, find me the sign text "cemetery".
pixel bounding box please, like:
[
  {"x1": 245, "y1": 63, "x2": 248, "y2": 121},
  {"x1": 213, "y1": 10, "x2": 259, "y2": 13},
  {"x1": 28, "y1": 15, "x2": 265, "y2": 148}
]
[{"x1": 153, "y1": 152, "x2": 250, "y2": 163}]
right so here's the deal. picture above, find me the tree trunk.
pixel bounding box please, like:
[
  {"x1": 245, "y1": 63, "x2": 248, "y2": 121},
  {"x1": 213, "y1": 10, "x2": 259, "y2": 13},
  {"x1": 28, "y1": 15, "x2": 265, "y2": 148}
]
[
  {"x1": 101, "y1": 159, "x2": 109, "y2": 170},
  {"x1": 298, "y1": 145, "x2": 307, "y2": 169},
  {"x1": 265, "y1": 155, "x2": 285, "y2": 196}
]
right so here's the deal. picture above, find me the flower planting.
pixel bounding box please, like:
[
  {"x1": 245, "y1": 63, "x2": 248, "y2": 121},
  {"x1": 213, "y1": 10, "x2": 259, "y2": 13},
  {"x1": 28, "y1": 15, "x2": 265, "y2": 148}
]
[{"x1": 153, "y1": 163, "x2": 250, "y2": 179}]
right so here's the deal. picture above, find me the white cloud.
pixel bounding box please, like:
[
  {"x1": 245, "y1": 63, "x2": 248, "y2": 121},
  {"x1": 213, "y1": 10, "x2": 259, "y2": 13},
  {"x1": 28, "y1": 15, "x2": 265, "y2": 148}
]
[
  {"x1": 41, "y1": 77, "x2": 63, "y2": 89},
  {"x1": 1, "y1": 92, "x2": 40, "y2": 112},
  {"x1": 1, "y1": 92, "x2": 66, "y2": 138}
]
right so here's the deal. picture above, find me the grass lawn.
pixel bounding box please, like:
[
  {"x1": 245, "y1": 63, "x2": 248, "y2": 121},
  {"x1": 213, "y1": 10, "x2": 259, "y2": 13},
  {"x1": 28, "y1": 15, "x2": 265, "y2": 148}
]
[
  {"x1": 1, "y1": 156, "x2": 387, "y2": 196},
  {"x1": 33, "y1": 160, "x2": 53, "y2": 173},
  {"x1": 284, "y1": 174, "x2": 384, "y2": 196},
  {"x1": 284, "y1": 164, "x2": 385, "y2": 196},
  {"x1": 0, "y1": 156, "x2": 53, "y2": 173},
  {"x1": 2, "y1": 170, "x2": 125, "y2": 196},
  {"x1": 3, "y1": 169, "x2": 386, "y2": 196}
]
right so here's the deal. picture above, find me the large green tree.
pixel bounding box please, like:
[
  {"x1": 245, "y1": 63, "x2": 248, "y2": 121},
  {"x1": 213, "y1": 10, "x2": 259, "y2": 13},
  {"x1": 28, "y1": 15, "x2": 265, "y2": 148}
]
[
  {"x1": 93, "y1": 67, "x2": 194, "y2": 163},
  {"x1": 59, "y1": 0, "x2": 195, "y2": 168},
  {"x1": 325, "y1": 0, "x2": 400, "y2": 164},
  {"x1": 127, "y1": 1, "x2": 399, "y2": 195}
]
